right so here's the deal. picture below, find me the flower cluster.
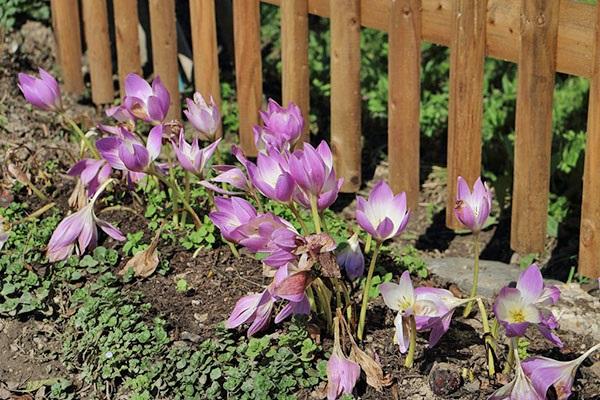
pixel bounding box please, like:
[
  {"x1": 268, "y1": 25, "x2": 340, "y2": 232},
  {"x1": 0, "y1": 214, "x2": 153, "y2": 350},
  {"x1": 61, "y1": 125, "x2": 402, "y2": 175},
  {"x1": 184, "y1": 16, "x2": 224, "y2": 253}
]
[{"x1": 19, "y1": 68, "x2": 598, "y2": 400}]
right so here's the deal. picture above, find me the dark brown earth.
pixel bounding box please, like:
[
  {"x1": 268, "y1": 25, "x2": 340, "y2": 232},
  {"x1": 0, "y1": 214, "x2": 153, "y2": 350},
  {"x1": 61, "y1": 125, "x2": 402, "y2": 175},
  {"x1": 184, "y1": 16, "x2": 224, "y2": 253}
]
[{"x1": 1, "y1": 21, "x2": 599, "y2": 400}]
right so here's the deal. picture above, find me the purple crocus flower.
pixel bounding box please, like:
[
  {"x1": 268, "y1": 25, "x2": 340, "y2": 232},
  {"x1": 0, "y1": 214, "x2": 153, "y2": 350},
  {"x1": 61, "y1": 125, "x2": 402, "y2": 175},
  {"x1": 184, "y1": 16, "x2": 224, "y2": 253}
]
[
  {"x1": 488, "y1": 360, "x2": 544, "y2": 400},
  {"x1": 454, "y1": 176, "x2": 492, "y2": 232},
  {"x1": 493, "y1": 264, "x2": 562, "y2": 347},
  {"x1": 68, "y1": 159, "x2": 112, "y2": 196},
  {"x1": 122, "y1": 73, "x2": 170, "y2": 122},
  {"x1": 46, "y1": 180, "x2": 125, "y2": 262},
  {"x1": 326, "y1": 316, "x2": 361, "y2": 400},
  {"x1": 18, "y1": 68, "x2": 62, "y2": 112},
  {"x1": 289, "y1": 141, "x2": 343, "y2": 211},
  {"x1": 209, "y1": 196, "x2": 258, "y2": 242},
  {"x1": 336, "y1": 233, "x2": 365, "y2": 280},
  {"x1": 184, "y1": 92, "x2": 220, "y2": 141},
  {"x1": 380, "y1": 271, "x2": 468, "y2": 352},
  {"x1": 521, "y1": 343, "x2": 600, "y2": 400},
  {"x1": 247, "y1": 148, "x2": 295, "y2": 203},
  {"x1": 226, "y1": 265, "x2": 310, "y2": 336},
  {"x1": 355, "y1": 180, "x2": 410, "y2": 243},
  {"x1": 171, "y1": 129, "x2": 221, "y2": 176},
  {"x1": 254, "y1": 98, "x2": 304, "y2": 152},
  {"x1": 96, "y1": 125, "x2": 163, "y2": 173}
]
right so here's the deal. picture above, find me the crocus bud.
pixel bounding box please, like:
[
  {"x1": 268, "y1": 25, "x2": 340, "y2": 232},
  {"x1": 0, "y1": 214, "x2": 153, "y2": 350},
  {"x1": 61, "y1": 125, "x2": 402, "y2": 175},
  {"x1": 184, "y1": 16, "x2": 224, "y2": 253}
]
[
  {"x1": 17, "y1": 68, "x2": 62, "y2": 112},
  {"x1": 355, "y1": 180, "x2": 410, "y2": 243},
  {"x1": 453, "y1": 176, "x2": 492, "y2": 232},
  {"x1": 184, "y1": 92, "x2": 220, "y2": 141},
  {"x1": 289, "y1": 141, "x2": 343, "y2": 211},
  {"x1": 122, "y1": 73, "x2": 170, "y2": 122},
  {"x1": 254, "y1": 98, "x2": 304, "y2": 152},
  {"x1": 336, "y1": 233, "x2": 365, "y2": 280}
]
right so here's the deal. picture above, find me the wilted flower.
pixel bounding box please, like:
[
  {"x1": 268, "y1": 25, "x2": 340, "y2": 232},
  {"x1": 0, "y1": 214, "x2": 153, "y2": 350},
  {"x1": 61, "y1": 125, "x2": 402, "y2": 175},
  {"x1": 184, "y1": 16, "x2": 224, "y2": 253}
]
[
  {"x1": 336, "y1": 233, "x2": 365, "y2": 280},
  {"x1": 454, "y1": 176, "x2": 492, "y2": 233},
  {"x1": 96, "y1": 126, "x2": 163, "y2": 174},
  {"x1": 488, "y1": 359, "x2": 544, "y2": 400},
  {"x1": 356, "y1": 180, "x2": 410, "y2": 243},
  {"x1": 17, "y1": 68, "x2": 62, "y2": 112},
  {"x1": 254, "y1": 98, "x2": 304, "y2": 152},
  {"x1": 105, "y1": 104, "x2": 135, "y2": 123},
  {"x1": 68, "y1": 158, "x2": 112, "y2": 196},
  {"x1": 289, "y1": 141, "x2": 343, "y2": 212},
  {"x1": 171, "y1": 129, "x2": 221, "y2": 176},
  {"x1": 380, "y1": 271, "x2": 465, "y2": 353},
  {"x1": 326, "y1": 316, "x2": 361, "y2": 400},
  {"x1": 46, "y1": 180, "x2": 124, "y2": 261},
  {"x1": 493, "y1": 264, "x2": 562, "y2": 347},
  {"x1": 184, "y1": 92, "x2": 220, "y2": 141},
  {"x1": 209, "y1": 196, "x2": 258, "y2": 242},
  {"x1": 226, "y1": 265, "x2": 310, "y2": 336},
  {"x1": 122, "y1": 73, "x2": 170, "y2": 122},
  {"x1": 247, "y1": 149, "x2": 294, "y2": 203},
  {"x1": 521, "y1": 343, "x2": 600, "y2": 400}
]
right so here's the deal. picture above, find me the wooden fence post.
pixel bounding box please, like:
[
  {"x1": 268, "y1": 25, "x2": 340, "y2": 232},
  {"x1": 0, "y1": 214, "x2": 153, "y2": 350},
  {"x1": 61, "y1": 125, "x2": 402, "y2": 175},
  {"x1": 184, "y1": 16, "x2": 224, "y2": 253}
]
[
  {"x1": 190, "y1": 0, "x2": 222, "y2": 136},
  {"x1": 233, "y1": 0, "x2": 263, "y2": 156},
  {"x1": 579, "y1": 5, "x2": 600, "y2": 278},
  {"x1": 149, "y1": 0, "x2": 180, "y2": 120},
  {"x1": 82, "y1": 0, "x2": 114, "y2": 105},
  {"x1": 510, "y1": 0, "x2": 559, "y2": 254},
  {"x1": 388, "y1": 0, "x2": 421, "y2": 209},
  {"x1": 51, "y1": 0, "x2": 84, "y2": 94},
  {"x1": 330, "y1": 0, "x2": 361, "y2": 192},
  {"x1": 282, "y1": 0, "x2": 310, "y2": 144},
  {"x1": 113, "y1": 0, "x2": 142, "y2": 94},
  {"x1": 446, "y1": 0, "x2": 486, "y2": 229}
]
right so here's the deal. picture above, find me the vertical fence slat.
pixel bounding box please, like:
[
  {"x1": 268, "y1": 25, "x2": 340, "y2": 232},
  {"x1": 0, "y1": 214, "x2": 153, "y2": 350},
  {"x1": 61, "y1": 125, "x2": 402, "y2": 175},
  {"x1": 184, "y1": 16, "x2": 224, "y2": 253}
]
[
  {"x1": 149, "y1": 0, "x2": 180, "y2": 120},
  {"x1": 113, "y1": 0, "x2": 141, "y2": 93},
  {"x1": 190, "y1": 0, "x2": 222, "y2": 136},
  {"x1": 282, "y1": 0, "x2": 310, "y2": 144},
  {"x1": 330, "y1": 0, "x2": 361, "y2": 192},
  {"x1": 388, "y1": 0, "x2": 421, "y2": 209},
  {"x1": 578, "y1": 6, "x2": 600, "y2": 278},
  {"x1": 51, "y1": 0, "x2": 84, "y2": 94},
  {"x1": 82, "y1": 0, "x2": 113, "y2": 105},
  {"x1": 511, "y1": 0, "x2": 559, "y2": 254},
  {"x1": 233, "y1": 0, "x2": 263, "y2": 156},
  {"x1": 445, "y1": 0, "x2": 486, "y2": 228}
]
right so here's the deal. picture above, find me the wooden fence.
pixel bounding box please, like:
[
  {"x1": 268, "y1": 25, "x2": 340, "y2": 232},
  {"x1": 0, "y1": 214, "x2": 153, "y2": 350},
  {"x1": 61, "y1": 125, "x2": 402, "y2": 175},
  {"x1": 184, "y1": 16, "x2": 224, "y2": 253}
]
[{"x1": 49, "y1": 0, "x2": 600, "y2": 278}]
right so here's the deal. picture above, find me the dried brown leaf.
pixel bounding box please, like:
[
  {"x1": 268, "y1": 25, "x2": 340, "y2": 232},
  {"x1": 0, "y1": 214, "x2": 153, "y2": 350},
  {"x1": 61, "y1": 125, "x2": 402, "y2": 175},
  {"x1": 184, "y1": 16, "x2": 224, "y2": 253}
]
[{"x1": 349, "y1": 344, "x2": 392, "y2": 391}]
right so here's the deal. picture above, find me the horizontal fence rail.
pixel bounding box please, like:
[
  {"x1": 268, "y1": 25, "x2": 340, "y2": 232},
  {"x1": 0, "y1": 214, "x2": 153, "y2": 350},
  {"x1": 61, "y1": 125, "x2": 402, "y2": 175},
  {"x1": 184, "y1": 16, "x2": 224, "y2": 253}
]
[{"x1": 49, "y1": 0, "x2": 600, "y2": 278}]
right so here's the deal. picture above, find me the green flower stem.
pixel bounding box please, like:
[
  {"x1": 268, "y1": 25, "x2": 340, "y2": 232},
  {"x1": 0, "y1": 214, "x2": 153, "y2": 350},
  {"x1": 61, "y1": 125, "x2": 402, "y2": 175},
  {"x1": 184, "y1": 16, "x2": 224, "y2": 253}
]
[
  {"x1": 477, "y1": 298, "x2": 496, "y2": 377},
  {"x1": 405, "y1": 314, "x2": 417, "y2": 368},
  {"x1": 313, "y1": 278, "x2": 332, "y2": 332},
  {"x1": 288, "y1": 203, "x2": 310, "y2": 234},
  {"x1": 463, "y1": 233, "x2": 480, "y2": 317},
  {"x1": 65, "y1": 117, "x2": 100, "y2": 159},
  {"x1": 250, "y1": 187, "x2": 264, "y2": 213},
  {"x1": 181, "y1": 171, "x2": 191, "y2": 226},
  {"x1": 357, "y1": 241, "x2": 382, "y2": 340},
  {"x1": 365, "y1": 234, "x2": 372, "y2": 254},
  {"x1": 309, "y1": 196, "x2": 321, "y2": 234},
  {"x1": 226, "y1": 240, "x2": 240, "y2": 258},
  {"x1": 153, "y1": 172, "x2": 202, "y2": 229},
  {"x1": 504, "y1": 337, "x2": 516, "y2": 374}
]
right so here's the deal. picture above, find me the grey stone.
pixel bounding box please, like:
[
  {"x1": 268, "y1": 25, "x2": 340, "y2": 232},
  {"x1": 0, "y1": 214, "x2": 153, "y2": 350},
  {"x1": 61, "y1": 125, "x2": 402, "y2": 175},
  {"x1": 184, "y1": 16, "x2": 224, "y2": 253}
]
[
  {"x1": 425, "y1": 257, "x2": 522, "y2": 298},
  {"x1": 552, "y1": 283, "x2": 600, "y2": 341}
]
